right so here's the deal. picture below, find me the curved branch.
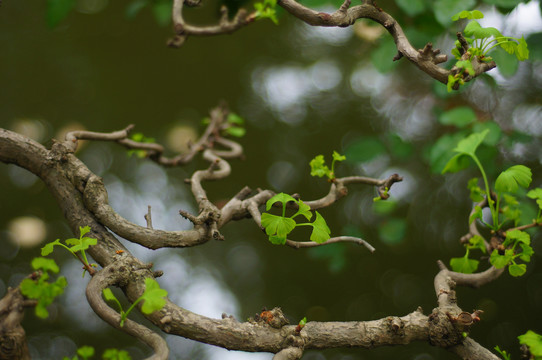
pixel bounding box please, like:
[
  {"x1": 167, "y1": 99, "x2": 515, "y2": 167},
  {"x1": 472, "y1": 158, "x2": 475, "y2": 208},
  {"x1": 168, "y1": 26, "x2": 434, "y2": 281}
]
[
  {"x1": 285, "y1": 236, "x2": 375, "y2": 252},
  {"x1": 86, "y1": 257, "x2": 170, "y2": 360},
  {"x1": 436, "y1": 260, "x2": 505, "y2": 290}
]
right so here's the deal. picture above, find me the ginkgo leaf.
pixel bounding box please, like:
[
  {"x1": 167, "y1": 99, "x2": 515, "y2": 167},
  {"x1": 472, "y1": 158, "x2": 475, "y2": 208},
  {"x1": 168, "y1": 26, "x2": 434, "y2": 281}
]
[
  {"x1": 310, "y1": 211, "x2": 331, "y2": 244},
  {"x1": 495, "y1": 165, "x2": 532, "y2": 193},
  {"x1": 261, "y1": 213, "x2": 296, "y2": 238},
  {"x1": 309, "y1": 155, "x2": 331, "y2": 178},
  {"x1": 265, "y1": 193, "x2": 296, "y2": 211},
  {"x1": 140, "y1": 278, "x2": 168, "y2": 314},
  {"x1": 292, "y1": 200, "x2": 312, "y2": 221},
  {"x1": 450, "y1": 255, "x2": 479, "y2": 273}
]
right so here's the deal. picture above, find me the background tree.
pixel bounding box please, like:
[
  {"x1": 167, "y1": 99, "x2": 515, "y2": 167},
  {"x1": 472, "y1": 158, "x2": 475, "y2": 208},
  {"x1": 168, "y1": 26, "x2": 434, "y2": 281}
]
[{"x1": 1, "y1": 0, "x2": 542, "y2": 359}]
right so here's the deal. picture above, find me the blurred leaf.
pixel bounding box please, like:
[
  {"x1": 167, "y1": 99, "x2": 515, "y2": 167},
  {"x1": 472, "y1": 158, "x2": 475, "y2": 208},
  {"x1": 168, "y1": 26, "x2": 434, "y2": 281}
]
[
  {"x1": 31, "y1": 257, "x2": 60, "y2": 274},
  {"x1": 103, "y1": 349, "x2": 132, "y2": 360},
  {"x1": 46, "y1": 0, "x2": 76, "y2": 28},
  {"x1": 371, "y1": 37, "x2": 399, "y2": 73},
  {"x1": 77, "y1": 346, "x2": 95, "y2": 360},
  {"x1": 310, "y1": 155, "x2": 331, "y2": 178},
  {"x1": 332, "y1": 151, "x2": 346, "y2": 162},
  {"x1": 439, "y1": 107, "x2": 477, "y2": 128},
  {"x1": 467, "y1": 178, "x2": 484, "y2": 202},
  {"x1": 345, "y1": 137, "x2": 386, "y2": 163},
  {"x1": 505, "y1": 229, "x2": 530, "y2": 245},
  {"x1": 472, "y1": 121, "x2": 502, "y2": 146},
  {"x1": 454, "y1": 129, "x2": 489, "y2": 156},
  {"x1": 527, "y1": 188, "x2": 542, "y2": 210},
  {"x1": 152, "y1": 1, "x2": 172, "y2": 27},
  {"x1": 469, "y1": 235, "x2": 487, "y2": 253},
  {"x1": 386, "y1": 134, "x2": 413, "y2": 159},
  {"x1": 373, "y1": 199, "x2": 397, "y2": 215},
  {"x1": 378, "y1": 218, "x2": 406, "y2": 245},
  {"x1": 308, "y1": 244, "x2": 346, "y2": 273},
  {"x1": 126, "y1": 0, "x2": 149, "y2": 18},
  {"x1": 469, "y1": 205, "x2": 483, "y2": 224},
  {"x1": 451, "y1": 10, "x2": 484, "y2": 21},
  {"x1": 225, "y1": 126, "x2": 246, "y2": 137},
  {"x1": 396, "y1": 0, "x2": 426, "y2": 17},
  {"x1": 492, "y1": 47, "x2": 519, "y2": 77},
  {"x1": 427, "y1": 132, "x2": 466, "y2": 173},
  {"x1": 481, "y1": 0, "x2": 524, "y2": 9},
  {"x1": 433, "y1": 0, "x2": 475, "y2": 27},
  {"x1": 519, "y1": 243, "x2": 534, "y2": 262},
  {"x1": 526, "y1": 32, "x2": 542, "y2": 61},
  {"x1": 442, "y1": 153, "x2": 471, "y2": 174}
]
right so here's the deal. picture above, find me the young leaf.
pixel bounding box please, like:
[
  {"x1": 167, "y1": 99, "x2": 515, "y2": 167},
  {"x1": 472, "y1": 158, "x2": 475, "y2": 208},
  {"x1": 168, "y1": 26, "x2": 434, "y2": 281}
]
[
  {"x1": 269, "y1": 234, "x2": 287, "y2": 245},
  {"x1": 309, "y1": 155, "x2": 331, "y2": 178},
  {"x1": 469, "y1": 205, "x2": 484, "y2": 224},
  {"x1": 225, "y1": 127, "x2": 246, "y2": 138},
  {"x1": 519, "y1": 243, "x2": 534, "y2": 262},
  {"x1": 31, "y1": 257, "x2": 60, "y2": 274},
  {"x1": 442, "y1": 153, "x2": 471, "y2": 174},
  {"x1": 265, "y1": 193, "x2": 297, "y2": 211},
  {"x1": 495, "y1": 165, "x2": 532, "y2": 193},
  {"x1": 261, "y1": 213, "x2": 296, "y2": 238},
  {"x1": 454, "y1": 129, "x2": 489, "y2": 156},
  {"x1": 450, "y1": 255, "x2": 479, "y2": 274},
  {"x1": 467, "y1": 178, "x2": 484, "y2": 202},
  {"x1": 508, "y1": 263, "x2": 526, "y2": 277},
  {"x1": 103, "y1": 288, "x2": 124, "y2": 314},
  {"x1": 527, "y1": 188, "x2": 542, "y2": 209},
  {"x1": 77, "y1": 345, "x2": 95, "y2": 360},
  {"x1": 41, "y1": 239, "x2": 64, "y2": 256},
  {"x1": 309, "y1": 211, "x2": 331, "y2": 244},
  {"x1": 292, "y1": 200, "x2": 312, "y2": 221},
  {"x1": 103, "y1": 348, "x2": 132, "y2": 360},
  {"x1": 227, "y1": 113, "x2": 245, "y2": 125},
  {"x1": 439, "y1": 107, "x2": 477, "y2": 128},
  {"x1": 79, "y1": 226, "x2": 91, "y2": 238},
  {"x1": 332, "y1": 151, "x2": 346, "y2": 162},
  {"x1": 516, "y1": 36, "x2": 529, "y2": 61},
  {"x1": 503, "y1": 229, "x2": 530, "y2": 247},
  {"x1": 468, "y1": 235, "x2": 487, "y2": 253},
  {"x1": 518, "y1": 330, "x2": 542, "y2": 357},
  {"x1": 140, "y1": 278, "x2": 168, "y2": 314},
  {"x1": 494, "y1": 345, "x2": 511, "y2": 360},
  {"x1": 490, "y1": 249, "x2": 513, "y2": 268}
]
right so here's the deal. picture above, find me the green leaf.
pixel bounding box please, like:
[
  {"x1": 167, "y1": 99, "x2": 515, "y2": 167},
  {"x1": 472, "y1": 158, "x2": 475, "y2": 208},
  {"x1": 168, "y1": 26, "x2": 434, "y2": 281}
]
[
  {"x1": 372, "y1": 199, "x2": 397, "y2": 215},
  {"x1": 292, "y1": 200, "x2": 312, "y2": 221},
  {"x1": 332, "y1": 151, "x2": 346, "y2": 162},
  {"x1": 494, "y1": 345, "x2": 511, "y2": 360},
  {"x1": 79, "y1": 226, "x2": 91, "y2": 238},
  {"x1": 152, "y1": 1, "x2": 172, "y2": 27},
  {"x1": 490, "y1": 249, "x2": 513, "y2": 268},
  {"x1": 371, "y1": 37, "x2": 399, "y2": 73},
  {"x1": 309, "y1": 155, "x2": 331, "y2": 178},
  {"x1": 472, "y1": 121, "x2": 502, "y2": 146},
  {"x1": 140, "y1": 278, "x2": 168, "y2": 314},
  {"x1": 309, "y1": 211, "x2": 331, "y2": 244},
  {"x1": 227, "y1": 113, "x2": 245, "y2": 125},
  {"x1": 495, "y1": 165, "x2": 532, "y2": 193},
  {"x1": 481, "y1": 0, "x2": 523, "y2": 8},
  {"x1": 442, "y1": 153, "x2": 471, "y2": 174},
  {"x1": 456, "y1": 60, "x2": 475, "y2": 75},
  {"x1": 509, "y1": 263, "x2": 526, "y2": 277},
  {"x1": 103, "y1": 349, "x2": 132, "y2": 360},
  {"x1": 468, "y1": 235, "x2": 487, "y2": 253},
  {"x1": 434, "y1": 0, "x2": 476, "y2": 27},
  {"x1": 454, "y1": 129, "x2": 489, "y2": 156},
  {"x1": 261, "y1": 213, "x2": 296, "y2": 238},
  {"x1": 427, "y1": 132, "x2": 467, "y2": 173},
  {"x1": 41, "y1": 239, "x2": 64, "y2": 256},
  {"x1": 77, "y1": 345, "x2": 95, "y2": 360},
  {"x1": 31, "y1": 257, "x2": 60, "y2": 274},
  {"x1": 492, "y1": 47, "x2": 519, "y2": 77},
  {"x1": 463, "y1": 20, "x2": 502, "y2": 39},
  {"x1": 225, "y1": 127, "x2": 246, "y2": 138},
  {"x1": 439, "y1": 107, "x2": 477, "y2": 128},
  {"x1": 450, "y1": 255, "x2": 479, "y2": 274},
  {"x1": 69, "y1": 236, "x2": 98, "y2": 253},
  {"x1": 21, "y1": 276, "x2": 67, "y2": 319},
  {"x1": 46, "y1": 0, "x2": 76, "y2": 28},
  {"x1": 467, "y1": 178, "x2": 484, "y2": 202},
  {"x1": 516, "y1": 36, "x2": 529, "y2": 61},
  {"x1": 269, "y1": 234, "x2": 287, "y2": 245},
  {"x1": 469, "y1": 205, "x2": 484, "y2": 224},
  {"x1": 103, "y1": 288, "x2": 118, "y2": 302},
  {"x1": 527, "y1": 188, "x2": 542, "y2": 210},
  {"x1": 519, "y1": 243, "x2": 534, "y2": 262},
  {"x1": 505, "y1": 229, "x2": 530, "y2": 245},
  {"x1": 518, "y1": 331, "x2": 542, "y2": 357},
  {"x1": 265, "y1": 193, "x2": 297, "y2": 211}
]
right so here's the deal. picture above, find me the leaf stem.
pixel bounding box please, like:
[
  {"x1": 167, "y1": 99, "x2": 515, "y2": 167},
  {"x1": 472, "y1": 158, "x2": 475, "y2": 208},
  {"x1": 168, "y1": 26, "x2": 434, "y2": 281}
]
[{"x1": 472, "y1": 156, "x2": 499, "y2": 229}]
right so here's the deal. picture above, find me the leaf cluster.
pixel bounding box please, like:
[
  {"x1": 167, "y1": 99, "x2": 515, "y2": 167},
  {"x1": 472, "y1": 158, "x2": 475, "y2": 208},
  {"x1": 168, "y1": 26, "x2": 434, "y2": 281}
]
[
  {"x1": 447, "y1": 9, "x2": 529, "y2": 91},
  {"x1": 42, "y1": 225, "x2": 98, "y2": 277},
  {"x1": 127, "y1": 132, "x2": 156, "y2": 159},
  {"x1": 309, "y1": 151, "x2": 346, "y2": 181},
  {"x1": 63, "y1": 345, "x2": 132, "y2": 360},
  {"x1": 20, "y1": 257, "x2": 67, "y2": 319},
  {"x1": 103, "y1": 278, "x2": 168, "y2": 327},
  {"x1": 518, "y1": 330, "x2": 542, "y2": 359},
  {"x1": 261, "y1": 193, "x2": 331, "y2": 245},
  {"x1": 443, "y1": 130, "x2": 539, "y2": 277}
]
